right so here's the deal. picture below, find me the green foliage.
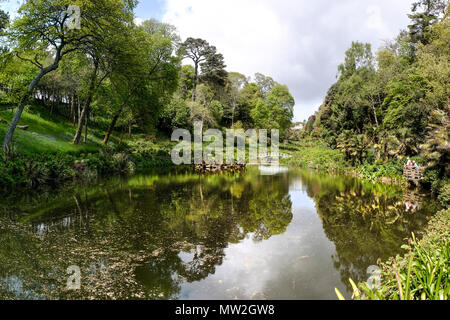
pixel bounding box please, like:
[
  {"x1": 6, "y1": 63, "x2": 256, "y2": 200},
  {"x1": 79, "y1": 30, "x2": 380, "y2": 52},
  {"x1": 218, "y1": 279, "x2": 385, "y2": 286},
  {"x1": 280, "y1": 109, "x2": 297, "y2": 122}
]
[
  {"x1": 437, "y1": 182, "x2": 450, "y2": 208},
  {"x1": 307, "y1": 4, "x2": 449, "y2": 189},
  {"x1": 358, "y1": 161, "x2": 403, "y2": 182},
  {"x1": 250, "y1": 84, "x2": 295, "y2": 137},
  {"x1": 286, "y1": 139, "x2": 349, "y2": 172},
  {"x1": 342, "y1": 208, "x2": 449, "y2": 300},
  {"x1": 158, "y1": 95, "x2": 191, "y2": 133}
]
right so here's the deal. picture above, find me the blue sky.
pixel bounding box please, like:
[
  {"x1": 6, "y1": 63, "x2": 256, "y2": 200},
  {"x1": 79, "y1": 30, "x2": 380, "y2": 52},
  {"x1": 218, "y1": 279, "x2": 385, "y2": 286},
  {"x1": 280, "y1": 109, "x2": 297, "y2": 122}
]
[
  {"x1": 1, "y1": 1, "x2": 20, "y2": 17},
  {"x1": 1, "y1": 0, "x2": 167, "y2": 19},
  {"x1": 136, "y1": 0, "x2": 166, "y2": 21}
]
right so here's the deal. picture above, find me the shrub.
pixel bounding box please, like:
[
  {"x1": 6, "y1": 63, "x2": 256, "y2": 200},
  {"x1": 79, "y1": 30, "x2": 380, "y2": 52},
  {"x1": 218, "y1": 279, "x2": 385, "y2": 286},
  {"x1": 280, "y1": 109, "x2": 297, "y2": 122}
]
[
  {"x1": 112, "y1": 152, "x2": 135, "y2": 173},
  {"x1": 337, "y1": 209, "x2": 450, "y2": 300},
  {"x1": 24, "y1": 161, "x2": 49, "y2": 187},
  {"x1": 438, "y1": 182, "x2": 450, "y2": 208}
]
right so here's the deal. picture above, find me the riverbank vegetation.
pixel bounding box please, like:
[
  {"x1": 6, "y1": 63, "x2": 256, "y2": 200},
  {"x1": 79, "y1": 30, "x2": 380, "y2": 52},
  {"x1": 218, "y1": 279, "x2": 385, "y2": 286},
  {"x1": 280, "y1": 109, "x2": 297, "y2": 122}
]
[
  {"x1": 299, "y1": 0, "x2": 449, "y2": 202},
  {"x1": 335, "y1": 208, "x2": 449, "y2": 300},
  {"x1": 315, "y1": 0, "x2": 449, "y2": 300},
  {"x1": 0, "y1": 0, "x2": 295, "y2": 190}
]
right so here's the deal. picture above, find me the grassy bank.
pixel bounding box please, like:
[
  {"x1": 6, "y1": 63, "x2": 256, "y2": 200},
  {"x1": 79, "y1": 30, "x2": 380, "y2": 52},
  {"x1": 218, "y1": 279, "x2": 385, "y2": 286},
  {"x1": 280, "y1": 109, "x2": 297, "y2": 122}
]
[
  {"x1": 0, "y1": 105, "x2": 174, "y2": 190},
  {"x1": 336, "y1": 208, "x2": 449, "y2": 300},
  {"x1": 284, "y1": 138, "x2": 406, "y2": 183}
]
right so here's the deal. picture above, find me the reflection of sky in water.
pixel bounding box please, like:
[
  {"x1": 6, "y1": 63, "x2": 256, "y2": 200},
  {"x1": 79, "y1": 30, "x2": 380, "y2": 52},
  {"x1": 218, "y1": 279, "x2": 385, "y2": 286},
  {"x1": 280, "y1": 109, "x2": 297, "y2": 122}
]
[
  {"x1": 1, "y1": 167, "x2": 436, "y2": 299},
  {"x1": 178, "y1": 178, "x2": 346, "y2": 300},
  {"x1": 258, "y1": 166, "x2": 289, "y2": 176}
]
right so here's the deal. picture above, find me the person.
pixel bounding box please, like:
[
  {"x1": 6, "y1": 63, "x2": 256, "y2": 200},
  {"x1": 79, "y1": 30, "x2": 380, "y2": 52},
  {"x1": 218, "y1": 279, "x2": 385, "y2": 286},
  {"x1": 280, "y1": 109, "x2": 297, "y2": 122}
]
[
  {"x1": 412, "y1": 161, "x2": 419, "y2": 169},
  {"x1": 405, "y1": 201, "x2": 411, "y2": 212},
  {"x1": 406, "y1": 157, "x2": 412, "y2": 167}
]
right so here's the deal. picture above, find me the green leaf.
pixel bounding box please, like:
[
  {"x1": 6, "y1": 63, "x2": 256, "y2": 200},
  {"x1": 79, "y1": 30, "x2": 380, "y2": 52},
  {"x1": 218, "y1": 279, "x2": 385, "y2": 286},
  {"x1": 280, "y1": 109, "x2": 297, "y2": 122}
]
[{"x1": 335, "y1": 288, "x2": 346, "y2": 300}]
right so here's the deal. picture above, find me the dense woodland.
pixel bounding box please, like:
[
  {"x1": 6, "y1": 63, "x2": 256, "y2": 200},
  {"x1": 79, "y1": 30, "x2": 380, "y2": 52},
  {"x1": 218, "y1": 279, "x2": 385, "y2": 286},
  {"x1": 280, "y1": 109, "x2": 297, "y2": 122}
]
[
  {"x1": 302, "y1": 0, "x2": 449, "y2": 196},
  {"x1": 0, "y1": 0, "x2": 295, "y2": 148},
  {"x1": 0, "y1": 0, "x2": 448, "y2": 302},
  {"x1": 0, "y1": 0, "x2": 448, "y2": 197}
]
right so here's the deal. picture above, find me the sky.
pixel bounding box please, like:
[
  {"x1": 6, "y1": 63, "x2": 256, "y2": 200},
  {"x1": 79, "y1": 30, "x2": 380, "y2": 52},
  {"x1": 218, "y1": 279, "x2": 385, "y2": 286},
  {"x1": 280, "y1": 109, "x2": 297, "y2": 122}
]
[
  {"x1": 1, "y1": 0, "x2": 416, "y2": 122},
  {"x1": 142, "y1": 0, "x2": 415, "y2": 122}
]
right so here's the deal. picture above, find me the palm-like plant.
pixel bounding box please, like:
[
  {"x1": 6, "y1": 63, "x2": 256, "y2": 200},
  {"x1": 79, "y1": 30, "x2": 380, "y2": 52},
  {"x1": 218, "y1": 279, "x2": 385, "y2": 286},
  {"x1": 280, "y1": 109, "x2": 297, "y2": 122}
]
[
  {"x1": 386, "y1": 128, "x2": 418, "y2": 160},
  {"x1": 420, "y1": 108, "x2": 449, "y2": 174},
  {"x1": 337, "y1": 130, "x2": 354, "y2": 161}
]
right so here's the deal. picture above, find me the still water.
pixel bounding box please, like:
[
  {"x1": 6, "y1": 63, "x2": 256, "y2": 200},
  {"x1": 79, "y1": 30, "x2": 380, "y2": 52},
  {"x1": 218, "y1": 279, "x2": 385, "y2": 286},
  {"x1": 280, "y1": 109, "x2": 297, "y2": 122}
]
[{"x1": 0, "y1": 167, "x2": 439, "y2": 299}]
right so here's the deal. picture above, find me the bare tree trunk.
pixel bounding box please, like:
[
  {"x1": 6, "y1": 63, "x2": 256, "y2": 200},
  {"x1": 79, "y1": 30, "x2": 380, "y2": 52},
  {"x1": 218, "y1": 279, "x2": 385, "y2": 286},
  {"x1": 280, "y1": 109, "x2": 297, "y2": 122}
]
[
  {"x1": 73, "y1": 105, "x2": 89, "y2": 145},
  {"x1": 83, "y1": 108, "x2": 89, "y2": 144},
  {"x1": 192, "y1": 62, "x2": 198, "y2": 101},
  {"x1": 2, "y1": 58, "x2": 61, "y2": 151},
  {"x1": 70, "y1": 95, "x2": 73, "y2": 122},
  {"x1": 73, "y1": 65, "x2": 98, "y2": 145},
  {"x1": 77, "y1": 97, "x2": 81, "y2": 125},
  {"x1": 103, "y1": 109, "x2": 121, "y2": 145},
  {"x1": 371, "y1": 99, "x2": 379, "y2": 127}
]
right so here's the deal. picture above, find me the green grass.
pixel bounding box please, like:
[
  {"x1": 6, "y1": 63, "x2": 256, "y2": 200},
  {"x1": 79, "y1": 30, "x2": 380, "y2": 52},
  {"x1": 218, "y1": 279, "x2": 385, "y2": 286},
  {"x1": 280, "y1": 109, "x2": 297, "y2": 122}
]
[
  {"x1": 0, "y1": 105, "x2": 101, "y2": 155},
  {"x1": 283, "y1": 139, "x2": 349, "y2": 171}
]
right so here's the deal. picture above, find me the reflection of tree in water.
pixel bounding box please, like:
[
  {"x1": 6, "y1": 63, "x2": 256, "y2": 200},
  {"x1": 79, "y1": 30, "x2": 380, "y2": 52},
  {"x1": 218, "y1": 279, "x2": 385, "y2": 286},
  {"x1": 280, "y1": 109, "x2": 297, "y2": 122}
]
[
  {"x1": 297, "y1": 170, "x2": 439, "y2": 292},
  {"x1": 0, "y1": 169, "x2": 293, "y2": 299}
]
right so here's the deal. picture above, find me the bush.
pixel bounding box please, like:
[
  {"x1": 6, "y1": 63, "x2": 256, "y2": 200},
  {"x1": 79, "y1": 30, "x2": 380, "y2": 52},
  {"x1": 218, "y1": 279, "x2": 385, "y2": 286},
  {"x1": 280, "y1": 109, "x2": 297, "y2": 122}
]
[
  {"x1": 24, "y1": 161, "x2": 49, "y2": 187},
  {"x1": 337, "y1": 209, "x2": 450, "y2": 300},
  {"x1": 438, "y1": 182, "x2": 450, "y2": 208},
  {"x1": 358, "y1": 161, "x2": 403, "y2": 182},
  {"x1": 87, "y1": 153, "x2": 113, "y2": 175},
  {"x1": 112, "y1": 152, "x2": 135, "y2": 173}
]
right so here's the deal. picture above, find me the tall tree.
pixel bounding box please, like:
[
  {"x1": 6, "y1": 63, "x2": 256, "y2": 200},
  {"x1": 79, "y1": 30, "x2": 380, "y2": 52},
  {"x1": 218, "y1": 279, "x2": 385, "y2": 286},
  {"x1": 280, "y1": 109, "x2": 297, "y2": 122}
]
[
  {"x1": 0, "y1": 9, "x2": 8, "y2": 32},
  {"x1": 103, "y1": 19, "x2": 179, "y2": 144},
  {"x1": 254, "y1": 72, "x2": 276, "y2": 100},
  {"x1": 338, "y1": 42, "x2": 373, "y2": 78},
  {"x1": 223, "y1": 72, "x2": 248, "y2": 126},
  {"x1": 179, "y1": 37, "x2": 224, "y2": 101},
  {"x1": 199, "y1": 52, "x2": 227, "y2": 88},
  {"x1": 408, "y1": 0, "x2": 447, "y2": 45},
  {"x1": 2, "y1": 0, "x2": 135, "y2": 151}
]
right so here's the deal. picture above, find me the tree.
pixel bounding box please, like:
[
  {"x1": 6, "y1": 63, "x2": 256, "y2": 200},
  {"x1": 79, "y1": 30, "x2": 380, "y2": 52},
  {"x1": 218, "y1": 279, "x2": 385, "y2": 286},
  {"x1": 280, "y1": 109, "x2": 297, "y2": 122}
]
[
  {"x1": 254, "y1": 72, "x2": 276, "y2": 99},
  {"x1": 2, "y1": 0, "x2": 135, "y2": 151},
  {"x1": 266, "y1": 84, "x2": 295, "y2": 135},
  {"x1": 199, "y1": 52, "x2": 227, "y2": 88},
  {"x1": 178, "y1": 65, "x2": 194, "y2": 100},
  {"x1": 338, "y1": 42, "x2": 373, "y2": 78},
  {"x1": 0, "y1": 9, "x2": 8, "y2": 32},
  {"x1": 251, "y1": 98, "x2": 271, "y2": 129},
  {"x1": 158, "y1": 95, "x2": 190, "y2": 133},
  {"x1": 0, "y1": 9, "x2": 8, "y2": 53},
  {"x1": 189, "y1": 84, "x2": 217, "y2": 129},
  {"x1": 179, "y1": 37, "x2": 224, "y2": 101},
  {"x1": 223, "y1": 72, "x2": 248, "y2": 126},
  {"x1": 236, "y1": 82, "x2": 262, "y2": 127},
  {"x1": 421, "y1": 108, "x2": 449, "y2": 174},
  {"x1": 102, "y1": 19, "x2": 179, "y2": 144},
  {"x1": 408, "y1": 0, "x2": 447, "y2": 46}
]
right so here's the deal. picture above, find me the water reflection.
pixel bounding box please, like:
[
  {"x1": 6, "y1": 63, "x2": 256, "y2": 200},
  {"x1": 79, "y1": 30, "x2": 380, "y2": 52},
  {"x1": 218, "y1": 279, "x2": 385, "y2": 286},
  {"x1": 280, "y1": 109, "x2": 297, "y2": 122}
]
[{"x1": 0, "y1": 167, "x2": 439, "y2": 299}]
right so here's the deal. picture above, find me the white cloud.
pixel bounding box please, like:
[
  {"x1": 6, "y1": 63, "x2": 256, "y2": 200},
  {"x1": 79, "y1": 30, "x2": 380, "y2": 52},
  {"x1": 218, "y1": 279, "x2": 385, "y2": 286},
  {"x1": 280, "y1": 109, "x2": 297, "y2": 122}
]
[
  {"x1": 156, "y1": 0, "x2": 415, "y2": 121},
  {"x1": 134, "y1": 17, "x2": 144, "y2": 26}
]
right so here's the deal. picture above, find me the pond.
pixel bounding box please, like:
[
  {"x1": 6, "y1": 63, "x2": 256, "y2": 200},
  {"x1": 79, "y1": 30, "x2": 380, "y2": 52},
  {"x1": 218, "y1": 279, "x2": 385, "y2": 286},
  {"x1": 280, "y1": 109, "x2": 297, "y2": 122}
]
[{"x1": 0, "y1": 166, "x2": 440, "y2": 300}]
